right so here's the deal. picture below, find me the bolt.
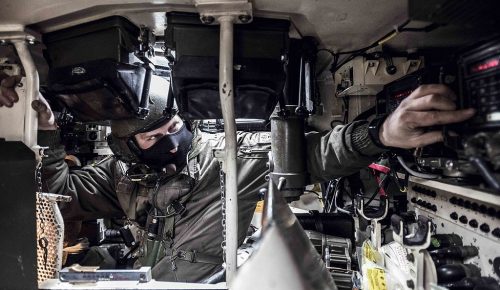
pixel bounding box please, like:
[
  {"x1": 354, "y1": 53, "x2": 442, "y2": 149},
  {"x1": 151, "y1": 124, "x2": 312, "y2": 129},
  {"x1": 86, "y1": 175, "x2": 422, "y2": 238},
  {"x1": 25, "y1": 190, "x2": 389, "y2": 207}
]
[
  {"x1": 201, "y1": 15, "x2": 215, "y2": 24},
  {"x1": 445, "y1": 160, "x2": 455, "y2": 171},
  {"x1": 277, "y1": 177, "x2": 286, "y2": 190},
  {"x1": 239, "y1": 14, "x2": 251, "y2": 23},
  {"x1": 258, "y1": 188, "x2": 267, "y2": 200}
]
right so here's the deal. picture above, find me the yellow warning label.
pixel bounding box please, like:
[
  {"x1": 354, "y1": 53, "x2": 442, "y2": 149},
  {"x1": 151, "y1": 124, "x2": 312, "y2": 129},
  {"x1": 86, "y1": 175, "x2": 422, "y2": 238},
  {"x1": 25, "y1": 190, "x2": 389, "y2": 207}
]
[
  {"x1": 367, "y1": 268, "x2": 387, "y2": 290},
  {"x1": 363, "y1": 241, "x2": 378, "y2": 263},
  {"x1": 255, "y1": 201, "x2": 264, "y2": 213}
]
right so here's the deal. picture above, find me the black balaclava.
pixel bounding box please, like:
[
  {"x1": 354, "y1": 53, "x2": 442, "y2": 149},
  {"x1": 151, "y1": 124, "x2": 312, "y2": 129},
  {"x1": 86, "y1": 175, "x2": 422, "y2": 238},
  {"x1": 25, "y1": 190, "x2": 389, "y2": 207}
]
[{"x1": 135, "y1": 123, "x2": 193, "y2": 171}]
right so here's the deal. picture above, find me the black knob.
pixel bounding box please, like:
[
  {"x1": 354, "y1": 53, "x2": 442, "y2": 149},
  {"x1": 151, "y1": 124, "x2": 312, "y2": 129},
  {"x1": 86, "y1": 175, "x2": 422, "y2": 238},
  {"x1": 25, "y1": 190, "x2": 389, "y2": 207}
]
[
  {"x1": 479, "y1": 205, "x2": 487, "y2": 214},
  {"x1": 471, "y1": 202, "x2": 479, "y2": 211},
  {"x1": 431, "y1": 205, "x2": 437, "y2": 212},
  {"x1": 459, "y1": 215, "x2": 468, "y2": 224},
  {"x1": 487, "y1": 207, "x2": 496, "y2": 217},
  {"x1": 480, "y1": 223, "x2": 490, "y2": 233},
  {"x1": 386, "y1": 65, "x2": 397, "y2": 75},
  {"x1": 492, "y1": 228, "x2": 500, "y2": 238},
  {"x1": 464, "y1": 200, "x2": 471, "y2": 209},
  {"x1": 429, "y1": 190, "x2": 437, "y2": 198},
  {"x1": 436, "y1": 264, "x2": 481, "y2": 284},
  {"x1": 469, "y1": 219, "x2": 478, "y2": 228},
  {"x1": 417, "y1": 199, "x2": 424, "y2": 206},
  {"x1": 411, "y1": 197, "x2": 417, "y2": 203},
  {"x1": 450, "y1": 212, "x2": 458, "y2": 220},
  {"x1": 450, "y1": 197, "x2": 458, "y2": 205},
  {"x1": 496, "y1": 211, "x2": 500, "y2": 220},
  {"x1": 457, "y1": 198, "x2": 465, "y2": 206},
  {"x1": 87, "y1": 131, "x2": 98, "y2": 141}
]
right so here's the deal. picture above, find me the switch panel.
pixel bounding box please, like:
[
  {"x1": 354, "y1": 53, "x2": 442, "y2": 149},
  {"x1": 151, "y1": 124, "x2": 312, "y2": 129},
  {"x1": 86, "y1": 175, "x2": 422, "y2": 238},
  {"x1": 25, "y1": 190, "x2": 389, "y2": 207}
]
[{"x1": 407, "y1": 176, "x2": 500, "y2": 281}]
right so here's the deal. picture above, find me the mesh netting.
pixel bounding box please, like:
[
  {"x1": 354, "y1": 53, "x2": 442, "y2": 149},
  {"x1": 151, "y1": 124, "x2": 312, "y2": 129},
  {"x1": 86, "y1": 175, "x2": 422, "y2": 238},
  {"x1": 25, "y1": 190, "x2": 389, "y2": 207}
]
[{"x1": 36, "y1": 192, "x2": 67, "y2": 285}]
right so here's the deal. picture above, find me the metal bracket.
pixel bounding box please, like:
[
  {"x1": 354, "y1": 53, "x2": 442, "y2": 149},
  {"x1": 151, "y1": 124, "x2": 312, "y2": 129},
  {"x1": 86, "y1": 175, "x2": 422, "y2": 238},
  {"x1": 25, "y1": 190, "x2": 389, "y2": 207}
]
[
  {"x1": 195, "y1": 0, "x2": 253, "y2": 25},
  {"x1": 356, "y1": 195, "x2": 389, "y2": 249},
  {"x1": 356, "y1": 195, "x2": 389, "y2": 221},
  {"x1": 364, "y1": 59, "x2": 380, "y2": 76},
  {"x1": 0, "y1": 30, "x2": 41, "y2": 149},
  {"x1": 403, "y1": 59, "x2": 422, "y2": 75},
  {"x1": 391, "y1": 212, "x2": 432, "y2": 250},
  {"x1": 0, "y1": 30, "x2": 41, "y2": 44}
]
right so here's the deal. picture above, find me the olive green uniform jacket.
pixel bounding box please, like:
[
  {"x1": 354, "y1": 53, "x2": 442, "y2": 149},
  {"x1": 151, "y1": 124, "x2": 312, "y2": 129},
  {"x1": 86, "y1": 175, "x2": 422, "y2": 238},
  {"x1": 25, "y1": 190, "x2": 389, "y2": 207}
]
[{"x1": 39, "y1": 121, "x2": 384, "y2": 282}]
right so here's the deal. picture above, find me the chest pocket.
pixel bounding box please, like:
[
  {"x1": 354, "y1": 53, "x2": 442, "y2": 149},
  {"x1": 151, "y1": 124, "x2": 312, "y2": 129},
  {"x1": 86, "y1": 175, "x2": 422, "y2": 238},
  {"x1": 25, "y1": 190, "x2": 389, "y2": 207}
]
[{"x1": 149, "y1": 174, "x2": 194, "y2": 212}]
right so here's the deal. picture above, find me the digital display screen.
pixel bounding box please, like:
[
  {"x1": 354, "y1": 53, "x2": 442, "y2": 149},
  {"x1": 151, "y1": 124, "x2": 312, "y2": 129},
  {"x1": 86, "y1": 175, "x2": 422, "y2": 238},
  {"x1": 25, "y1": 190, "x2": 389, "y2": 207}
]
[
  {"x1": 388, "y1": 89, "x2": 413, "y2": 111},
  {"x1": 469, "y1": 56, "x2": 500, "y2": 74}
]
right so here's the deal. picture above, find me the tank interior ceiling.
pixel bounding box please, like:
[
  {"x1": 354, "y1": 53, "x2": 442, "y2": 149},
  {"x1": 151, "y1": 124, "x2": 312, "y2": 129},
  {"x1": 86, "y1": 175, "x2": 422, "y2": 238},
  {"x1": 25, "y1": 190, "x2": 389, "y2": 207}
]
[{"x1": 0, "y1": 0, "x2": 486, "y2": 54}]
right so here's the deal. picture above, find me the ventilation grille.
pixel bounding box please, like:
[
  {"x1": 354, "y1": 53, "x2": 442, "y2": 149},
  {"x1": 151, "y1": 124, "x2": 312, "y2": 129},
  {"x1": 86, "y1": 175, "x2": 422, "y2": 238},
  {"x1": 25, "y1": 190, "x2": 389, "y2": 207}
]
[{"x1": 36, "y1": 192, "x2": 68, "y2": 285}]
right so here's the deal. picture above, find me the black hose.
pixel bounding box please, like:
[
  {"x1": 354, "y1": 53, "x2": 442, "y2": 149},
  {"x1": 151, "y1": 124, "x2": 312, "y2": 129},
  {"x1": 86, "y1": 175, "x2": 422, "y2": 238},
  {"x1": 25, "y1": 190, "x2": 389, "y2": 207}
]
[{"x1": 469, "y1": 156, "x2": 500, "y2": 193}]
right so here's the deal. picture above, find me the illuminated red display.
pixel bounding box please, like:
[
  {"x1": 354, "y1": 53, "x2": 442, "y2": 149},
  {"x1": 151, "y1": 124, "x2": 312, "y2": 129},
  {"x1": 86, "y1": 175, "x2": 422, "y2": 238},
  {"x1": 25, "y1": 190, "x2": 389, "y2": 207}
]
[
  {"x1": 391, "y1": 89, "x2": 413, "y2": 100},
  {"x1": 470, "y1": 57, "x2": 500, "y2": 74}
]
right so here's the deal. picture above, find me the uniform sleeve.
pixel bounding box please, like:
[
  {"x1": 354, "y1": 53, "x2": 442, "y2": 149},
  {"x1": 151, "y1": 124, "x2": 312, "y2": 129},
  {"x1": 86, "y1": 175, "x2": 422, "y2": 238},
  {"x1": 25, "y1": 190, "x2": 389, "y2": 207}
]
[
  {"x1": 306, "y1": 121, "x2": 387, "y2": 183},
  {"x1": 38, "y1": 130, "x2": 125, "y2": 221}
]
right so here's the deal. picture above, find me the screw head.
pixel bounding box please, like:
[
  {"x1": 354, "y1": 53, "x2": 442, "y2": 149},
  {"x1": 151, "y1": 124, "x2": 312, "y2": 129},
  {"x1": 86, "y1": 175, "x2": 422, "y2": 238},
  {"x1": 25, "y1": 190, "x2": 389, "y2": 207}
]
[
  {"x1": 445, "y1": 160, "x2": 455, "y2": 171},
  {"x1": 238, "y1": 14, "x2": 251, "y2": 23},
  {"x1": 201, "y1": 15, "x2": 215, "y2": 24}
]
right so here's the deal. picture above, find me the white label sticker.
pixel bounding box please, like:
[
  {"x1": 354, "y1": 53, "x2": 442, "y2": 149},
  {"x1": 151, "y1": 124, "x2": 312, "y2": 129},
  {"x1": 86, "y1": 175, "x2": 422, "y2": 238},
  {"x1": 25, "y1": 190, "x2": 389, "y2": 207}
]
[{"x1": 487, "y1": 112, "x2": 500, "y2": 122}]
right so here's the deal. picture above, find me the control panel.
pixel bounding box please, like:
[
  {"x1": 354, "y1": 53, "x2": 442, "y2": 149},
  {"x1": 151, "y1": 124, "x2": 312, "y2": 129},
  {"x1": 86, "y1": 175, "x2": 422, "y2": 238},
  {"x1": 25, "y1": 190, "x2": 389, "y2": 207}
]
[{"x1": 407, "y1": 177, "x2": 500, "y2": 281}]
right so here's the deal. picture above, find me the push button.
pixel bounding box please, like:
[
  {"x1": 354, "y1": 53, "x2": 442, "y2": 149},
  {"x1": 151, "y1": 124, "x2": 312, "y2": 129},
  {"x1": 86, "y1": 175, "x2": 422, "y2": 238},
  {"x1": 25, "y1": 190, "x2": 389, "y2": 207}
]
[
  {"x1": 450, "y1": 212, "x2": 458, "y2": 220},
  {"x1": 459, "y1": 215, "x2": 468, "y2": 224},
  {"x1": 480, "y1": 223, "x2": 490, "y2": 233}
]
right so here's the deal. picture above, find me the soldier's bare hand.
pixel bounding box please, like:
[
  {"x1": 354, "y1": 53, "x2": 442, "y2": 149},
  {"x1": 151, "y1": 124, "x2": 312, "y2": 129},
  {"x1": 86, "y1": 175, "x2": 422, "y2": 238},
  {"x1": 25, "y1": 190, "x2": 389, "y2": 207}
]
[
  {"x1": 1, "y1": 74, "x2": 57, "y2": 130},
  {"x1": 0, "y1": 74, "x2": 22, "y2": 107},
  {"x1": 31, "y1": 96, "x2": 57, "y2": 130},
  {"x1": 379, "y1": 84, "x2": 475, "y2": 149}
]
